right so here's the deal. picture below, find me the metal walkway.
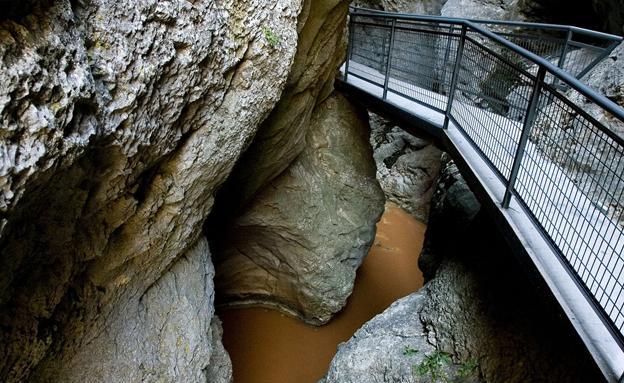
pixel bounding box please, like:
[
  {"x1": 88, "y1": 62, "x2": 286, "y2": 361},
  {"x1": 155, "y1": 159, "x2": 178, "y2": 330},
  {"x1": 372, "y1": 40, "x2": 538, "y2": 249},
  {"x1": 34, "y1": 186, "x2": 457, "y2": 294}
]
[{"x1": 337, "y1": 7, "x2": 624, "y2": 381}]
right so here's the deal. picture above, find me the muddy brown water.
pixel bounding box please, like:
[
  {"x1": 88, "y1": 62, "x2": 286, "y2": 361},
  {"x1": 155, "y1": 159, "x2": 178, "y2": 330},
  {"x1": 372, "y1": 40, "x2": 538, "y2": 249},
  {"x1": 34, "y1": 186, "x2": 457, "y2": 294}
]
[{"x1": 218, "y1": 203, "x2": 426, "y2": 383}]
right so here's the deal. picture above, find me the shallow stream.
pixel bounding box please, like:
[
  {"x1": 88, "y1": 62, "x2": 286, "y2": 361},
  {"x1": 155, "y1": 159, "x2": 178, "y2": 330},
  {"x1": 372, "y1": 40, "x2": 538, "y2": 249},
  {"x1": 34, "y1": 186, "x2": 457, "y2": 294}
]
[{"x1": 218, "y1": 203, "x2": 426, "y2": 382}]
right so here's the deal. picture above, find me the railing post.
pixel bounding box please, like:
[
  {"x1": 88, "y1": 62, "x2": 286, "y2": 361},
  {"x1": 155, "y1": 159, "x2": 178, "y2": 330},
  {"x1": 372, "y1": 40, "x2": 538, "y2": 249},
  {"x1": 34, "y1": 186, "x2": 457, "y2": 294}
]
[
  {"x1": 443, "y1": 24, "x2": 467, "y2": 130},
  {"x1": 552, "y1": 29, "x2": 572, "y2": 87},
  {"x1": 383, "y1": 18, "x2": 397, "y2": 100},
  {"x1": 502, "y1": 65, "x2": 547, "y2": 208},
  {"x1": 344, "y1": 16, "x2": 355, "y2": 81},
  {"x1": 441, "y1": 24, "x2": 454, "y2": 88},
  {"x1": 557, "y1": 29, "x2": 573, "y2": 70}
]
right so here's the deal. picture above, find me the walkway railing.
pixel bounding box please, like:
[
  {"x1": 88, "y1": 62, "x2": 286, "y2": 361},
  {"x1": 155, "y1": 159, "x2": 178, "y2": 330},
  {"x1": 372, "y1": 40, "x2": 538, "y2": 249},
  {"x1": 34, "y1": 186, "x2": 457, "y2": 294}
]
[{"x1": 344, "y1": 7, "x2": 624, "y2": 355}]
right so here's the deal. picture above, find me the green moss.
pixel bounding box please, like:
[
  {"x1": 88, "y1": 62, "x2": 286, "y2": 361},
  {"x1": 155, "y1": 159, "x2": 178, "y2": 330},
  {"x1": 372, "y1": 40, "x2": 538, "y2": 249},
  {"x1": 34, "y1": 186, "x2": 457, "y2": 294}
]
[
  {"x1": 403, "y1": 346, "x2": 419, "y2": 356},
  {"x1": 411, "y1": 351, "x2": 480, "y2": 382},
  {"x1": 262, "y1": 26, "x2": 281, "y2": 48},
  {"x1": 413, "y1": 351, "x2": 452, "y2": 383}
]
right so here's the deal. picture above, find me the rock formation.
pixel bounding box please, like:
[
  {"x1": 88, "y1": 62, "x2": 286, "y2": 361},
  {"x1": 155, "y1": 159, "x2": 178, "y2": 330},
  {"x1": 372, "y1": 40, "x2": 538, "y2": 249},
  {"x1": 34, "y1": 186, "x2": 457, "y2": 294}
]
[
  {"x1": 370, "y1": 115, "x2": 442, "y2": 222},
  {"x1": 355, "y1": 0, "x2": 446, "y2": 14},
  {"x1": 0, "y1": 0, "x2": 303, "y2": 380},
  {"x1": 322, "y1": 159, "x2": 604, "y2": 383},
  {"x1": 352, "y1": 0, "x2": 445, "y2": 223},
  {"x1": 0, "y1": 0, "x2": 382, "y2": 381},
  {"x1": 213, "y1": 93, "x2": 385, "y2": 324}
]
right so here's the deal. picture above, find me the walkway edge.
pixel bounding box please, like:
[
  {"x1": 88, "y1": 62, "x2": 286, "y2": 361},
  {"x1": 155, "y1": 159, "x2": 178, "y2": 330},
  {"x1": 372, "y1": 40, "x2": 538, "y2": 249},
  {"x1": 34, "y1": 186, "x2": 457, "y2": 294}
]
[{"x1": 337, "y1": 76, "x2": 624, "y2": 381}]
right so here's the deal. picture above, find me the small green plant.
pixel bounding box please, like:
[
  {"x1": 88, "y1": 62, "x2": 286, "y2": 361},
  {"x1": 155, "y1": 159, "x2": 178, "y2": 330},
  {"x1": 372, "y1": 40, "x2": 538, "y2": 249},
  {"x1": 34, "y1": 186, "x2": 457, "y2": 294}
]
[
  {"x1": 457, "y1": 359, "x2": 478, "y2": 378},
  {"x1": 262, "y1": 26, "x2": 280, "y2": 48},
  {"x1": 412, "y1": 351, "x2": 452, "y2": 383},
  {"x1": 403, "y1": 346, "x2": 419, "y2": 356},
  {"x1": 410, "y1": 351, "x2": 479, "y2": 382}
]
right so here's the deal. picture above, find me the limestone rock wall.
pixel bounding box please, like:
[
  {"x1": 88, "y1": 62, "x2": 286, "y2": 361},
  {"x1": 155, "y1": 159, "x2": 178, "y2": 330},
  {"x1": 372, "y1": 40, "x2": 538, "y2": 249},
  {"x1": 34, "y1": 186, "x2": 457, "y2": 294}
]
[
  {"x1": 213, "y1": 93, "x2": 385, "y2": 325},
  {"x1": 30, "y1": 238, "x2": 231, "y2": 383},
  {"x1": 354, "y1": 0, "x2": 446, "y2": 14},
  {"x1": 0, "y1": 0, "x2": 304, "y2": 381},
  {"x1": 591, "y1": 0, "x2": 624, "y2": 34},
  {"x1": 218, "y1": 0, "x2": 353, "y2": 208}
]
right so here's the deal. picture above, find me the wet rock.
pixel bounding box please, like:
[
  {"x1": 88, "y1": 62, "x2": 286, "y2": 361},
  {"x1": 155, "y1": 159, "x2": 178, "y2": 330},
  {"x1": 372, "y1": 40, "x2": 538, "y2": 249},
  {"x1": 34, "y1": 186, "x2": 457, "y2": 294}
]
[{"x1": 214, "y1": 93, "x2": 385, "y2": 325}]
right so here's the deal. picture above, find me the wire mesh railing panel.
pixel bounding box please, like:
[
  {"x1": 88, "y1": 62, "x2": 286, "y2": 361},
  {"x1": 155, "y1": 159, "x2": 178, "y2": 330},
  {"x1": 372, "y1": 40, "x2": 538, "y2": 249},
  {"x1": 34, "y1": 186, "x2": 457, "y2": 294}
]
[
  {"x1": 470, "y1": 22, "x2": 618, "y2": 80},
  {"x1": 387, "y1": 22, "x2": 460, "y2": 112},
  {"x1": 350, "y1": 17, "x2": 393, "y2": 86},
  {"x1": 515, "y1": 84, "x2": 624, "y2": 333},
  {"x1": 451, "y1": 37, "x2": 536, "y2": 180},
  {"x1": 562, "y1": 42, "x2": 608, "y2": 79}
]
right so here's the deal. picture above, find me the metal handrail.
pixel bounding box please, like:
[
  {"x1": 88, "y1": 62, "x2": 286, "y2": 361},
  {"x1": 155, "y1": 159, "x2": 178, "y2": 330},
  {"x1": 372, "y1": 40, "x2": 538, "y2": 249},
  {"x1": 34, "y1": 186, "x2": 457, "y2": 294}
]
[
  {"x1": 343, "y1": 6, "x2": 624, "y2": 374},
  {"x1": 351, "y1": 6, "x2": 623, "y2": 42},
  {"x1": 348, "y1": 7, "x2": 624, "y2": 144},
  {"x1": 463, "y1": 21, "x2": 624, "y2": 134}
]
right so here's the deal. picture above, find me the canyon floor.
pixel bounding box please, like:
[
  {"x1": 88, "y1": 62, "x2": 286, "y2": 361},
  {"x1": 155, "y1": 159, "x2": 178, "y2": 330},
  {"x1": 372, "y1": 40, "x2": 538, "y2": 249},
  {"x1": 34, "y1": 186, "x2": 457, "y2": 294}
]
[{"x1": 218, "y1": 203, "x2": 425, "y2": 382}]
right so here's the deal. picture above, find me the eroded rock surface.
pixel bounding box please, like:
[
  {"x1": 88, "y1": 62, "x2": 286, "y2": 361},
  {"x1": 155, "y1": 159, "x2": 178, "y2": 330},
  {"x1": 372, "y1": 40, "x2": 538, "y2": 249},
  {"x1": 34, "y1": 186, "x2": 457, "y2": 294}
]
[
  {"x1": 323, "y1": 159, "x2": 604, "y2": 383},
  {"x1": 370, "y1": 115, "x2": 442, "y2": 222},
  {"x1": 0, "y1": 0, "x2": 304, "y2": 381},
  {"x1": 354, "y1": 0, "x2": 446, "y2": 14},
  {"x1": 213, "y1": 93, "x2": 385, "y2": 324},
  {"x1": 220, "y1": 0, "x2": 353, "y2": 208},
  {"x1": 441, "y1": 0, "x2": 529, "y2": 20},
  {"x1": 30, "y1": 238, "x2": 231, "y2": 383}
]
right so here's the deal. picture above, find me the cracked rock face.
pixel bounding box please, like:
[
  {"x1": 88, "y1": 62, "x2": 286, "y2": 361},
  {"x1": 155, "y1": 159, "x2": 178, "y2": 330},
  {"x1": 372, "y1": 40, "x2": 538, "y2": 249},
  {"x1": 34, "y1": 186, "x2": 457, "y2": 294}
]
[
  {"x1": 209, "y1": 0, "x2": 387, "y2": 325},
  {"x1": 30, "y1": 237, "x2": 231, "y2": 383},
  {"x1": 1, "y1": 0, "x2": 383, "y2": 378},
  {"x1": 322, "y1": 160, "x2": 604, "y2": 383},
  {"x1": 0, "y1": 0, "x2": 305, "y2": 381},
  {"x1": 370, "y1": 114, "x2": 442, "y2": 222},
  {"x1": 441, "y1": 0, "x2": 531, "y2": 20},
  {"x1": 213, "y1": 93, "x2": 385, "y2": 324},
  {"x1": 219, "y1": 0, "x2": 353, "y2": 209}
]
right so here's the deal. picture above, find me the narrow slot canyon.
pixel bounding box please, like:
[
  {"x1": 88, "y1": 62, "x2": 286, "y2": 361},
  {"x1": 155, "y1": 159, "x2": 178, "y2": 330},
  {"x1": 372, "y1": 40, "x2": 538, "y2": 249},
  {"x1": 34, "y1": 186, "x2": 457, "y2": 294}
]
[
  {"x1": 218, "y1": 203, "x2": 426, "y2": 382},
  {"x1": 1, "y1": 0, "x2": 622, "y2": 382}
]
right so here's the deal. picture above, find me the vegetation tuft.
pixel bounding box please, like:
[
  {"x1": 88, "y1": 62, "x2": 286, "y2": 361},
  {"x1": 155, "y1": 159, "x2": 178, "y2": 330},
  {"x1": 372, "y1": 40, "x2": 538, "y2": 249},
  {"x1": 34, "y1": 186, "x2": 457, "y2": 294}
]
[
  {"x1": 262, "y1": 26, "x2": 281, "y2": 48},
  {"x1": 404, "y1": 349, "x2": 480, "y2": 383},
  {"x1": 403, "y1": 346, "x2": 419, "y2": 356}
]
